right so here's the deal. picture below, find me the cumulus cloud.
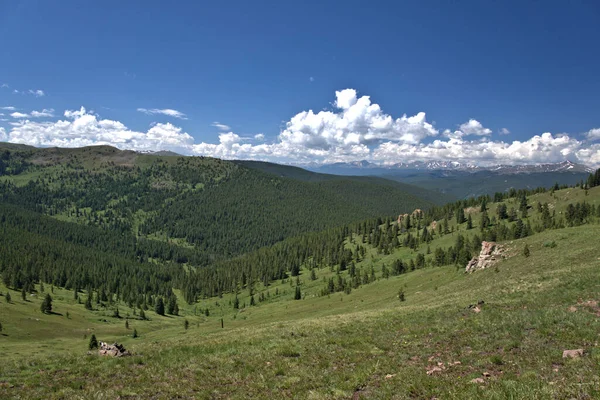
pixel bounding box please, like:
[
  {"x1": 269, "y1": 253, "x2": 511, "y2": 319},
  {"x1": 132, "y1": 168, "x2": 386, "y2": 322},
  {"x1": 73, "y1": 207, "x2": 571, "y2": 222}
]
[
  {"x1": 211, "y1": 122, "x2": 231, "y2": 131},
  {"x1": 2, "y1": 89, "x2": 599, "y2": 167},
  {"x1": 137, "y1": 108, "x2": 187, "y2": 120},
  {"x1": 585, "y1": 128, "x2": 600, "y2": 141},
  {"x1": 277, "y1": 88, "x2": 438, "y2": 154},
  {"x1": 445, "y1": 119, "x2": 493, "y2": 139},
  {"x1": 10, "y1": 112, "x2": 29, "y2": 119},
  {"x1": 31, "y1": 109, "x2": 54, "y2": 118},
  {"x1": 499, "y1": 127, "x2": 511, "y2": 135},
  {"x1": 4, "y1": 106, "x2": 193, "y2": 153}
]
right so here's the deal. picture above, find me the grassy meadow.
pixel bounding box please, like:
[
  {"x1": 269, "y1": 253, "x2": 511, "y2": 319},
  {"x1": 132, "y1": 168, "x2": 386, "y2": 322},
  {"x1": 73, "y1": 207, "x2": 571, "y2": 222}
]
[{"x1": 1, "y1": 186, "x2": 599, "y2": 398}]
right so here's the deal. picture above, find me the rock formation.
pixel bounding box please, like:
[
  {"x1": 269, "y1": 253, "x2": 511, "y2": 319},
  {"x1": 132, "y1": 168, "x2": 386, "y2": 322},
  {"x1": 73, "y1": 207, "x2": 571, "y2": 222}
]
[
  {"x1": 465, "y1": 241, "x2": 505, "y2": 273},
  {"x1": 98, "y1": 341, "x2": 130, "y2": 357}
]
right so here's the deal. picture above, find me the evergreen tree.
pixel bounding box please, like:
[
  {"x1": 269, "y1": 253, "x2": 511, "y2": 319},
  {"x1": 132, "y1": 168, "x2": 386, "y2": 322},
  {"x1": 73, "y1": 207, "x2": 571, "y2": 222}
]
[
  {"x1": 184, "y1": 319, "x2": 189, "y2": 330},
  {"x1": 250, "y1": 295, "x2": 255, "y2": 306},
  {"x1": 467, "y1": 214, "x2": 473, "y2": 230},
  {"x1": 204, "y1": 308, "x2": 209, "y2": 317},
  {"x1": 381, "y1": 263, "x2": 390, "y2": 279},
  {"x1": 139, "y1": 308, "x2": 146, "y2": 320},
  {"x1": 310, "y1": 268, "x2": 317, "y2": 281},
  {"x1": 21, "y1": 288, "x2": 26, "y2": 301},
  {"x1": 523, "y1": 244, "x2": 530, "y2": 258},
  {"x1": 85, "y1": 294, "x2": 93, "y2": 310},
  {"x1": 155, "y1": 297, "x2": 165, "y2": 316},
  {"x1": 132, "y1": 328, "x2": 138, "y2": 338},
  {"x1": 456, "y1": 207, "x2": 465, "y2": 224},
  {"x1": 398, "y1": 288, "x2": 405, "y2": 302},
  {"x1": 294, "y1": 285, "x2": 301, "y2": 300},
  {"x1": 125, "y1": 319, "x2": 129, "y2": 329},
  {"x1": 233, "y1": 295, "x2": 239, "y2": 309},
  {"x1": 40, "y1": 293, "x2": 52, "y2": 314},
  {"x1": 5, "y1": 292, "x2": 11, "y2": 303},
  {"x1": 88, "y1": 334, "x2": 98, "y2": 350},
  {"x1": 0, "y1": 321, "x2": 2, "y2": 332}
]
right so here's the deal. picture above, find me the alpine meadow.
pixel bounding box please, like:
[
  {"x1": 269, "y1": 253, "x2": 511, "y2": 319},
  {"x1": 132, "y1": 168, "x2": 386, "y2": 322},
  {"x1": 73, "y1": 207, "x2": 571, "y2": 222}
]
[{"x1": 0, "y1": 143, "x2": 599, "y2": 398}]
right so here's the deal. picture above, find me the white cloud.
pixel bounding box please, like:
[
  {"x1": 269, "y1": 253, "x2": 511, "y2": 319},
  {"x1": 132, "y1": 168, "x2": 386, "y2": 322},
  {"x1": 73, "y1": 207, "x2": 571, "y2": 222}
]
[
  {"x1": 445, "y1": 119, "x2": 492, "y2": 139},
  {"x1": 499, "y1": 127, "x2": 511, "y2": 135},
  {"x1": 585, "y1": 128, "x2": 600, "y2": 141},
  {"x1": 2, "y1": 89, "x2": 599, "y2": 167},
  {"x1": 1, "y1": 83, "x2": 8, "y2": 88},
  {"x1": 1, "y1": 106, "x2": 16, "y2": 111},
  {"x1": 211, "y1": 122, "x2": 231, "y2": 131},
  {"x1": 30, "y1": 108, "x2": 54, "y2": 118},
  {"x1": 10, "y1": 112, "x2": 29, "y2": 119},
  {"x1": 275, "y1": 88, "x2": 438, "y2": 159},
  {"x1": 4, "y1": 106, "x2": 193, "y2": 153},
  {"x1": 29, "y1": 89, "x2": 45, "y2": 97},
  {"x1": 137, "y1": 108, "x2": 187, "y2": 120}
]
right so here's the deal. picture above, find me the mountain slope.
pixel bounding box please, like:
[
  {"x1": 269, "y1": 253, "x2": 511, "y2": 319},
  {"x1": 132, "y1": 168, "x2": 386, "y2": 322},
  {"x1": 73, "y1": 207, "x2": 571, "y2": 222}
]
[
  {"x1": 1, "y1": 185, "x2": 599, "y2": 399},
  {"x1": 0, "y1": 143, "x2": 435, "y2": 264}
]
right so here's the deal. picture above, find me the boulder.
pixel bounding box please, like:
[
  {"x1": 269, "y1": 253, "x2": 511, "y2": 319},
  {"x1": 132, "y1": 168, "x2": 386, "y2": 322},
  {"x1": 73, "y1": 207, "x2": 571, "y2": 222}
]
[
  {"x1": 562, "y1": 349, "x2": 583, "y2": 359},
  {"x1": 465, "y1": 241, "x2": 505, "y2": 273},
  {"x1": 98, "y1": 341, "x2": 130, "y2": 357}
]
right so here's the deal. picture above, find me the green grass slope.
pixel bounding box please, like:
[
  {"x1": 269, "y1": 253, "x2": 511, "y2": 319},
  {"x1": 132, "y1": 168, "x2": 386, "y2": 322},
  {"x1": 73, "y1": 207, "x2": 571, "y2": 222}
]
[{"x1": 1, "y1": 186, "x2": 599, "y2": 399}]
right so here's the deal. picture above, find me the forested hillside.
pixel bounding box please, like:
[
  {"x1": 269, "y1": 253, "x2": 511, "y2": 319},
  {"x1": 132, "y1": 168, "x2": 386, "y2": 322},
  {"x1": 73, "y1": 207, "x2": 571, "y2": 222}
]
[{"x1": 0, "y1": 144, "x2": 435, "y2": 263}]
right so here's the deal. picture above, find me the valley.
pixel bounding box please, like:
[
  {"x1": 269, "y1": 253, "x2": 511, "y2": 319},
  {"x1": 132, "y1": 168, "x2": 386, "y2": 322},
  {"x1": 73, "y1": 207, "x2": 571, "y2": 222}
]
[{"x1": 0, "y1": 145, "x2": 599, "y2": 398}]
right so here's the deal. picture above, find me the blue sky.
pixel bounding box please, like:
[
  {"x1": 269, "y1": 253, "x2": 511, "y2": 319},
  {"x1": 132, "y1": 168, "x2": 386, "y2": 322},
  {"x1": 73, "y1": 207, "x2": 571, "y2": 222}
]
[{"x1": 1, "y1": 0, "x2": 599, "y2": 166}]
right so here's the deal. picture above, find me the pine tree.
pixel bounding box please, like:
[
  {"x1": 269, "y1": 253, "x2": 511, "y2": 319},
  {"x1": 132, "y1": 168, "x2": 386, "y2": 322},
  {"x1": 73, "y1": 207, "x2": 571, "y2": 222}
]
[
  {"x1": 250, "y1": 295, "x2": 255, "y2": 306},
  {"x1": 5, "y1": 291, "x2": 11, "y2": 303},
  {"x1": 398, "y1": 288, "x2": 406, "y2": 302},
  {"x1": 523, "y1": 244, "x2": 530, "y2": 258},
  {"x1": 467, "y1": 214, "x2": 473, "y2": 230},
  {"x1": 310, "y1": 268, "x2": 317, "y2": 281},
  {"x1": 21, "y1": 288, "x2": 26, "y2": 301},
  {"x1": 381, "y1": 263, "x2": 390, "y2": 279},
  {"x1": 167, "y1": 296, "x2": 177, "y2": 315},
  {"x1": 139, "y1": 308, "x2": 146, "y2": 320},
  {"x1": 456, "y1": 207, "x2": 465, "y2": 224},
  {"x1": 40, "y1": 293, "x2": 52, "y2": 314},
  {"x1": 204, "y1": 308, "x2": 209, "y2": 317},
  {"x1": 294, "y1": 285, "x2": 302, "y2": 300},
  {"x1": 125, "y1": 319, "x2": 129, "y2": 329},
  {"x1": 233, "y1": 295, "x2": 239, "y2": 309},
  {"x1": 155, "y1": 297, "x2": 165, "y2": 316},
  {"x1": 85, "y1": 294, "x2": 93, "y2": 310},
  {"x1": 132, "y1": 328, "x2": 138, "y2": 338},
  {"x1": 184, "y1": 319, "x2": 189, "y2": 330},
  {"x1": 88, "y1": 334, "x2": 98, "y2": 350}
]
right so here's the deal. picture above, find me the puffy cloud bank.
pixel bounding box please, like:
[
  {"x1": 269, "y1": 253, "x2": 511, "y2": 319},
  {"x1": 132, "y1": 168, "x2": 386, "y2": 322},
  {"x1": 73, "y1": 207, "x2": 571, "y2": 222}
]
[{"x1": 1, "y1": 89, "x2": 599, "y2": 167}]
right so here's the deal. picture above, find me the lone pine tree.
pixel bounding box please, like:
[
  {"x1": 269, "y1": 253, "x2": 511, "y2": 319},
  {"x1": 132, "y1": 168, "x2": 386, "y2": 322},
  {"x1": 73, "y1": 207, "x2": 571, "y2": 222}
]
[
  {"x1": 88, "y1": 334, "x2": 98, "y2": 350},
  {"x1": 40, "y1": 294, "x2": 52, "y2": 314}
]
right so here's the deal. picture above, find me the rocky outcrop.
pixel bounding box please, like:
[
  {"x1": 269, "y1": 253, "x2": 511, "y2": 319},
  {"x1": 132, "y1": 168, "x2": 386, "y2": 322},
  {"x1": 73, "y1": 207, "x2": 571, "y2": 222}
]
[
  {"x1": 465, "y1": 241, "x2": 505, "y2": 273},
  {"x1": 98, "y1": 341, "x2": 130, "y2": 357},
  {"x1": 397, "y1": 213, "x2": 409, "y2": 225}
]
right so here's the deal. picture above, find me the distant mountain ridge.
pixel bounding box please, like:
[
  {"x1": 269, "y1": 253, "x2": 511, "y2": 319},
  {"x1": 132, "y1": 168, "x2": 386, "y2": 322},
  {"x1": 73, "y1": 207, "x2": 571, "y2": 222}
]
[{"x1": 309, "y1": 159, "x2": 594, "y2": 174}]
